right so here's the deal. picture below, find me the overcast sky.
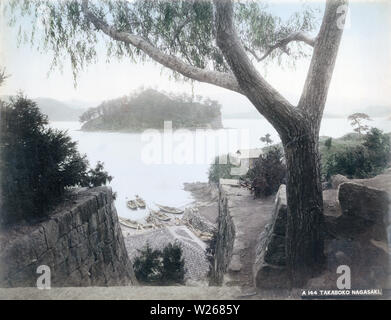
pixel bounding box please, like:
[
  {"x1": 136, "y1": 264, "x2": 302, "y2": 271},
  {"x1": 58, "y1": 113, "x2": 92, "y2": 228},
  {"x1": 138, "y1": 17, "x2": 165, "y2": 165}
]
[{"x1": 0, "y1": 0, "x2": 390, "y2": 115}]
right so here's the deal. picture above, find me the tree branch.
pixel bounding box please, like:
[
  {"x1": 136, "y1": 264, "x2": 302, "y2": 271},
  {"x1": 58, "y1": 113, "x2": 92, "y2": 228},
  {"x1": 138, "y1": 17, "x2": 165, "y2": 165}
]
[
  {"x1": 81, "y1": 0, "x2": 242, "y2": 94},
  {"x1": 0, "y1": 68, "x2": 9, "y2": 87},
  {"x1": 253, "y1": 31, "x2": 316, "y2": 62},
  {"x1": 213, "y1": 0, "x2": 300, "y2": 137},
  {"x1": 298, "y1": 0, "x2": 348, "y2": 127}
]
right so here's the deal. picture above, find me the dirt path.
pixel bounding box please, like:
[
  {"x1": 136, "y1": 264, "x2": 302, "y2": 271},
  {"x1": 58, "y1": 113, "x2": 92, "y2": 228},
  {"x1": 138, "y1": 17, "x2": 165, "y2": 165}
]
[
  {"x1": 219, "y1": 186, "x2": 275, "y2": 289},
  {"x1": 185, "y1": 182, "x2": 276, "y2": 290}
]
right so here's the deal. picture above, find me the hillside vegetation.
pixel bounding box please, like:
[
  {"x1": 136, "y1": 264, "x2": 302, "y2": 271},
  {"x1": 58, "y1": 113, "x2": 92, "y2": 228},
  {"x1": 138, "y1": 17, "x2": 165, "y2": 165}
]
[
  {"x1": 79, "y1": 89, "x2": 223, "y2": 131},
  {"x1": 209, "y1": 129, "x2": 391, "y2": 185}
]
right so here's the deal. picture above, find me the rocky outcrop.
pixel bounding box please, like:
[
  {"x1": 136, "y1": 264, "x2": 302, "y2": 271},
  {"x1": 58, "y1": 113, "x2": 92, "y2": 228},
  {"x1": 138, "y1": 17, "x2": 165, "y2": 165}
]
[
  {"x1": 254, "y1": 181, "x2": 390, "y2": 289},
  {"x1": 321, "y1": 182, "x2": 390, "y2": 289},
  {"x1": 0, "y1": 187, "x2": 136, "y2": 287},
  {"x1": 253, "y1": 185, "x2": 288, "y2": 289},
  {"x1": 330, "y1": 174, "x2": 349, "y2": 189}
]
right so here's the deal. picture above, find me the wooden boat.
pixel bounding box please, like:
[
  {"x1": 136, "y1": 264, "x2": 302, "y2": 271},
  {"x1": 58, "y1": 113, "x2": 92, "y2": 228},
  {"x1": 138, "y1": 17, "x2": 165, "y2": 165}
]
[
  {"x1": 150, "y1": 209, "x2": 171, "y2": 222},
  {"x1": 127, "y1": 200, "x2": 138, "y2": 210},
  {"x1": 145, "y1": 213, "x2": 165, "y2": 228},
  {"x1": 199, "y1": 231, "x2": 213, "y2": 241},
  {"x1": 154, "y1": 203, "x2": 184, "y2": 214},
  {"x1": 135, "y1": 195, "x2": 146, "y2": 208},
  {"x1": 119, "y1": 217, "x2": 139, "y2": 229}
]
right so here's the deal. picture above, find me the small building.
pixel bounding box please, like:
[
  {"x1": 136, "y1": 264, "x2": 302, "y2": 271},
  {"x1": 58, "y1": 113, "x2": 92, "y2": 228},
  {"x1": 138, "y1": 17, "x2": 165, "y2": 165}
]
[{"x1": 230, "y1": 148, "x2": 263, "y2": 169}]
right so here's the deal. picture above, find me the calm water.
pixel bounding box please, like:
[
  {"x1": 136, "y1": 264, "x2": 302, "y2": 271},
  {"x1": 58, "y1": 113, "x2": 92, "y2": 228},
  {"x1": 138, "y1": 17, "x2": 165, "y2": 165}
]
[{"x1": 51, "y1": 117, "x2": 390, "y2": 221}]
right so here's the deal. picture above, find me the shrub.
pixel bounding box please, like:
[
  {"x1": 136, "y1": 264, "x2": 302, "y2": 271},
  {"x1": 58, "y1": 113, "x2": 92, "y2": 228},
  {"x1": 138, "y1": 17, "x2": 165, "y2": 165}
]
[
  {"x1": 246, "y1": 146, "x2": 286, "y2": 198},
  {"x1": 133, "y1": 242, "x2": 185, "y2": 285},
  {"x1": 324, "y1": 137, "x2": 332, "y2": 150},
  {"x1": 208, "y1": 155, "x2": 235, "y2": 183},
  {"x1": 133, "y1": 244, "x2": 163, "y2": 284},
  {"x1": 161, "y1": 243, "x2": 185, "y2": 285},
  {"x1": 323, "y1": 128, "x2": 390, "y2": 179},
  {"x1": 82, "y1": 161, "x2": 112, "y2": 188},
  {"x1": 0, "y1": 95, "x2": 112, "y2": 227},
  {"x1": 323, "y1": 145, "x2": 372, "y2": 179},
  {"x1": 363, "y1": 127, "x2": 390, "y2": 171}
]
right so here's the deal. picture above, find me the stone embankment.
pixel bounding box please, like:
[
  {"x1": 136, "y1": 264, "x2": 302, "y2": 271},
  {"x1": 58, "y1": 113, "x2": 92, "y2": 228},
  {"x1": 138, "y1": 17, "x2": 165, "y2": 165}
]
[{"x1": 0, "y1": 187, "x2": 136, "y2": 287}]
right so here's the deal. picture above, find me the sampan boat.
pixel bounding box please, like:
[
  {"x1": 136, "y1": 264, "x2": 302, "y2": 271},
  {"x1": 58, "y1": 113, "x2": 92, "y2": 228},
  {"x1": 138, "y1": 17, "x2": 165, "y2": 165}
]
[
  {"x1": 127, "y1": 200, "x2": 138, "y2": 210},
  {"x1": 119, "y1": 217, "x2": 139, "y2": 229},
  {"x1": 154, "y1": 203, "x2": 184, "y2": 214},
  {"x1": 150, "y1": 209, "x2": 171, "y2": 222}
]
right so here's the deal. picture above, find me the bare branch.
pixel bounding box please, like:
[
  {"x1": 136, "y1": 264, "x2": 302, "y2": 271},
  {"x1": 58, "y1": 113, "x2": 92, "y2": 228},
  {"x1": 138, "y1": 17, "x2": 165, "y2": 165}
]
[
  {"x1": 81, "y1": 0, "x2": 242, "y2": 94},
  {"x1": 256, "y1": 31, "x2": 316, "y2": 62},
  {"x1": 243, "y1": 45, "x2": 263, "y2": 62},
  {"x1": 298, "y1": 0, "x2": 348, "y2": 126}
]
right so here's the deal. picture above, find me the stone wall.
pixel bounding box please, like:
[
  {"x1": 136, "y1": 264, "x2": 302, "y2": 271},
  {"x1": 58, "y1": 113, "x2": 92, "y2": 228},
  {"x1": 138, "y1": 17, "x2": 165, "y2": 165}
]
[
  {"x1": 253, "y1": 185, "x2": 288, "y2": 289},
  {"x1": 211, "y1": 184, "x2": 274, "y2": 287},
  {"x1": 0, "y1": 187, "x2": 136, "y2": 287},
  {"x1": 210, "y1": 186, "x2": 235, "y2": 285}
]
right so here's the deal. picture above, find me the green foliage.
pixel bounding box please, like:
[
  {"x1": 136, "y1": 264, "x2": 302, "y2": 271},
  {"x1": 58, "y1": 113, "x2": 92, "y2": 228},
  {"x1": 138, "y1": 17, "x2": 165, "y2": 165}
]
[
  {"x1": 161, "y1": 243, "x2": 185, "y2": 284},
  {"x1": 5, "y1": 0, "x2": 319, "y2": 83},
  {"x1": 260, "y1": 133, "x2": 273, "y2": 146},
  {"x1": 208, "y1": 155, "x2": 235, "y2": 183},
  {"x1": 323, "y1": 128, "x2": 390, "y2": 179},
  {"x1": 79, "y1": 88, "x2": 222, "y2": 131},
  {"x1": 323, "y1": 145, "x2": 372, "y2": 179},
  {"x1": 133, "y1": 242, "x2": 185, "y2": 285},
  {"x1": 83, "y1": 161, "x2": 113, "y2": 188},
  {"x1": 133, "y1": 243, "x2": 163, "y2": 284},
  {"x1": 246, "y1": 146, "x2": 286, "y2": 198},
  {"x1": 362, "y1": 127, "x2": 391, "y2": 170},
  {"x1": 0, "y1": 95, "x2": 113, "y2": 227},
  {"x1": 324, "y1": 137, "x2": 332, "y2": 150}
]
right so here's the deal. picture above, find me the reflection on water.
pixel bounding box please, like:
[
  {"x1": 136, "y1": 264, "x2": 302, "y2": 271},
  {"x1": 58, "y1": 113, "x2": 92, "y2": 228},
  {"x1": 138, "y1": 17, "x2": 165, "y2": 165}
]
[{"x1": 50, "y1": 117, "x2": 390, "y2": 221}]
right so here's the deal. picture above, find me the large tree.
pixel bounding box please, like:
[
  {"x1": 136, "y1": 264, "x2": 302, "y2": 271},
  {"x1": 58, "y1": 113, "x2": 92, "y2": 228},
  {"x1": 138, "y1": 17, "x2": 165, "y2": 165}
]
[{"x1": 5, "y1": 0, "x2": 348, "y2": 286}]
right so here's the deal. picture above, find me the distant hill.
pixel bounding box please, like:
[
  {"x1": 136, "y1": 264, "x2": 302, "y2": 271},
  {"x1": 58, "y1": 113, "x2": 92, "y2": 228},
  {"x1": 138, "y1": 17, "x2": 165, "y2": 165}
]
[
  {"x1": 80, "y1": 89, "x2": 223, "y2": 131},
  {"x1": 33, "y1": 97, "x2": 86, "y2": 121},
  {"x1": 0, "y1": 95, "x2": 87, "y2": 121}
]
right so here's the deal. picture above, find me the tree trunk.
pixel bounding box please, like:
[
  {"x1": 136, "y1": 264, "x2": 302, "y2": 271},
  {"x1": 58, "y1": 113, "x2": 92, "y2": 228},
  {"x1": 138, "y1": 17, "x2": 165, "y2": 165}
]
[{"x1": 282, "y1": 124, "x2": 325, "y2": 287}]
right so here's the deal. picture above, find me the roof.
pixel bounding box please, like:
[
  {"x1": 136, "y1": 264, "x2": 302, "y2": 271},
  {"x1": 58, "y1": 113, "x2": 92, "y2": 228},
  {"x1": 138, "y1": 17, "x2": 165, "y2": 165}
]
[{"x1": 233, "y1": 148, "x2": 263, "y2": 159}]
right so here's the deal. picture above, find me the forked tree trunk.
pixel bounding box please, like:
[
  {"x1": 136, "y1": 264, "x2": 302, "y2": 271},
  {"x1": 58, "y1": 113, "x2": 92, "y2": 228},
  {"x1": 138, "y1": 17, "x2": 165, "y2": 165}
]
[{"x1": 282, "y1": 123, "x2": 325, "y2": 286}]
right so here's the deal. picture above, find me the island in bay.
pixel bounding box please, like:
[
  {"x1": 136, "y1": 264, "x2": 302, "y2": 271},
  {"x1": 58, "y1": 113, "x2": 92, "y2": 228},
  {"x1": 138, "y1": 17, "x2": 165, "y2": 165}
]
[{"x1": 79, "y1": 89, "x2": 223, "y2": 132}]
